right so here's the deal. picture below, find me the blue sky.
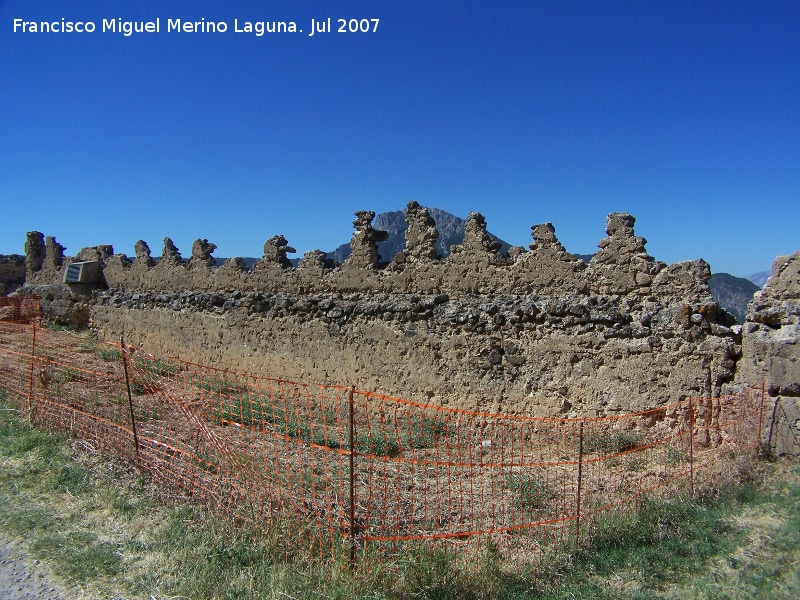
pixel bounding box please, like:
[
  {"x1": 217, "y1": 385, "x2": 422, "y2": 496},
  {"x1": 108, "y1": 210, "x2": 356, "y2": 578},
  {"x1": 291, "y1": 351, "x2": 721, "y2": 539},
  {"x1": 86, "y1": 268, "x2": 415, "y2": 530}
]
[{"x1": 2, "y1": 1, "x2": 798, "y2": 277}]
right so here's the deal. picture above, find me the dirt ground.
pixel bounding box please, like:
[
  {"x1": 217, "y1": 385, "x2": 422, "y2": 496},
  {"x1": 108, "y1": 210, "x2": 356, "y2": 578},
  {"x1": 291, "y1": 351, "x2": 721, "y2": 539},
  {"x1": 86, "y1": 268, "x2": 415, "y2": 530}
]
[{"x1": 0, "y1": 534, "x2": 68, "y2": 600}]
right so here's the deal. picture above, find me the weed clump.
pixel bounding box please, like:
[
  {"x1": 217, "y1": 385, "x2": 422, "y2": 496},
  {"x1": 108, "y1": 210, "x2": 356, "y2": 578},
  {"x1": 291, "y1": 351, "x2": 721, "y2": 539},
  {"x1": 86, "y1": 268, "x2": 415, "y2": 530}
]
[
  {"x1": 583, "y1": 430, "x2": 641, "y2": 455},
  {"x1": 194, "y1": 375, "x2": 248, "y2": 397},
  {"x1": 506, "y1": 469, "x2": 553, "y2": 511}
]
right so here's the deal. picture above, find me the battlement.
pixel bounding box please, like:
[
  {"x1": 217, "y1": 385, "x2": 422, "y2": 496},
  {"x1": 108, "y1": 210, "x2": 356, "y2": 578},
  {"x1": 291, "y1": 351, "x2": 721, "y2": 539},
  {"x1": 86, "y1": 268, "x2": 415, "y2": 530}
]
[{"x1": 23, "y1": 203, "x2": 710, "y2": 301}]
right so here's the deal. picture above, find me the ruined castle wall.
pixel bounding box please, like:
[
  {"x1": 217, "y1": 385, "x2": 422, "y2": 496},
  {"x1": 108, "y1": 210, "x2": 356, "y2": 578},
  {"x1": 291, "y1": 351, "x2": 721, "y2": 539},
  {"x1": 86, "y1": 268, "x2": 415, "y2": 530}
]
[
  {"x1": 735, "y1": 251, "x2": 800, "y2": 454},
  {"x1": 17, "y1": 207, "x2": 751, "y2": 416},
  {"x1": 23, "y1": 211, "x2": 701, "y2": 299},
  {"x1": 89, "y1": 286, "x2": 739, "y2": 416},
  {"x1": 0, "y1": 254, "x2": 26, "y2": 295}
]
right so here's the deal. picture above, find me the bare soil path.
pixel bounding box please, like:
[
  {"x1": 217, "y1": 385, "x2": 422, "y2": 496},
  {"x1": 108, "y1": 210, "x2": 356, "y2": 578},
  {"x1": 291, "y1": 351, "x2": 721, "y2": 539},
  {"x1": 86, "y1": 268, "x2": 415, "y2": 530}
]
[{"x1": 0, "y1": 535, "x2": 68, "y2": 600}]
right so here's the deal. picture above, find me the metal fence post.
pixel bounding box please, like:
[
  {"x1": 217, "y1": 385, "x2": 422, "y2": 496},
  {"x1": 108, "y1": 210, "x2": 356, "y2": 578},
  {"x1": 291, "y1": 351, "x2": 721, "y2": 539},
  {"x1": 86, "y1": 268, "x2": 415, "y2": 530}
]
[
  {"x1": 120, "y1": 336, "x2": 141, "y2": 470},
  {"x1": 688, "y1": 397, "x2": 694, "y2": 497},
  {"x1": 349, "y1": 385, "x2": 357, "y2": 570},
  {"x1": 767, "y1": 396, "x2": 780, "y2": 455},
  {"x1": 575, "y1": 421, "x2": 584, "y2": 548},
  {"x1": 757, "y1": 381, "x2": 766, "y2": 457},
  {"x1": 27, "y1": 322, "x2": 36, "y2": 424}
]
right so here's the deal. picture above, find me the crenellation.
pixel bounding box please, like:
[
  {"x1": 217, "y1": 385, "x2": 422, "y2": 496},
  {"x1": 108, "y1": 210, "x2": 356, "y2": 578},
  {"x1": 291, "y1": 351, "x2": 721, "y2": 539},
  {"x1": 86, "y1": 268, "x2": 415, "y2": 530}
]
[
  {"x1": 134, "y1": 240, "x2": 156, "y2": 268},
  {"x1": 346, "y1": 210, "x2": 389, "y2": 269},
  {"x1": 298, "y1": 249, "x2": 338, "y2": 272},
  {"x1": 24, "y1": 231, "x2": 45, "y2": 274},
  {"x1": 20, "y1": 206, "x2": 720, "y2": 300},
  {"x1": 145, "y1": 238, "x2": 189, "y2": 290},
  {"x1": 76, "y1": 245, "x2": 114, "y2": 264},
  {"x1": 45, "y1": 235, "x2": 66, "y2": 269},
  {"x1": 402, "y1": 200, "x2": 440, "y2": 262},
  {"x1": 260, "y1": 235, "x2": 296, "y2": 269},
  {"x1": 529, "y1": 222, "x2": 560, "y2": 249},
  {"x1": 511, "y1": 223, "x2": 588, "y2": 294},
  {"x1": 651, "y1": 259, "x2": 713, "y2": 304},
  {"x1": 589, "y1": 212, "x2": 665, "y2": 294},
  {"x1": 222, "y1": 257, "x2": 250, "y2": 272},
  {"x1": 189, "y1": 238, "x2": 217, "y2": 269},
  {"x1": 24, "y1": 232, "x2": 69, "y2": 285},
  {"x1": 105, "y1": 253, "x2": 132, "y2": 271},
  {"x1": 160, "y1": 237, "x2": 183, "y2": 265},
  {"x1": 450, "y1": 212, "x2": 506, "y2": 265}
]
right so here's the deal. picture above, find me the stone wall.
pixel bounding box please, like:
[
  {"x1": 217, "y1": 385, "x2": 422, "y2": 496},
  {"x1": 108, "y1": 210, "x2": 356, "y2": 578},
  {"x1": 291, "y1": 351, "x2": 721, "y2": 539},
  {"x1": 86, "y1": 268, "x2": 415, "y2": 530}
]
[
  {"x1": 18, "y1": 204, "x2": 758, "y2": 417},
  {"x1": 734, "y1": 251, "x2": 800, "y2": 455},
  {"x1": 0, "y1": 254, "x2": 26, "y2": 295},
  {"x1": 18, "y1": 233, "x2": 105, "y2": 329},
  {"x1": 90, "y1": 286, "x2": 739, "y2": 416}
]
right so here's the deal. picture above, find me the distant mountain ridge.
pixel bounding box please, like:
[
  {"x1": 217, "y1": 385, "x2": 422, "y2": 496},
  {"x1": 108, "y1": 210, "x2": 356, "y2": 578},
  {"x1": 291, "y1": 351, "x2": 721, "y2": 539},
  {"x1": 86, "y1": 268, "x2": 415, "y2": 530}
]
[
  {"x1": 746, "y1": 271, "x2": 770, "y2": 288},
  {"x1": 708, "y1": 273, "x2": 760, "y2": 323},
  {"x1": 213, "y1": 257, "x2": 259, "y2": 269}
]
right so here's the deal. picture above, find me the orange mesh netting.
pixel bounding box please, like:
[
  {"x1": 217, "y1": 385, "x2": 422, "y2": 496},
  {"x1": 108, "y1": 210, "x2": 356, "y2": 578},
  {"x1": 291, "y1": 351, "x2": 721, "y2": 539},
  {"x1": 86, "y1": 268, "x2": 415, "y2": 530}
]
[
  {"x1": 0, "y1": 305, "x2": 765, "y2": 569},
  {"x1": 0, "y1": 296, "x2": 41, "y2": 326}
]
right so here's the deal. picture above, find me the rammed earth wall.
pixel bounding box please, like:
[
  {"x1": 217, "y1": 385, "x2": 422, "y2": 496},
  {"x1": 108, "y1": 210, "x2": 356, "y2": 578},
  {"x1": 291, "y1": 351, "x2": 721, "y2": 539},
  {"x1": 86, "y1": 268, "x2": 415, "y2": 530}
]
[{"x1": 19, "y1": 205, "x2": 757, "y2": 416}]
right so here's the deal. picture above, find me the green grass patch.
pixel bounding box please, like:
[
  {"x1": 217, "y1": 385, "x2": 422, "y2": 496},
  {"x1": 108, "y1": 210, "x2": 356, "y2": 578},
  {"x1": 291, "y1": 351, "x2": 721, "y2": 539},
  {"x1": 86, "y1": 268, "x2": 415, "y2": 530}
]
[
  {"x1": 2, "y1": 506, "x2": 62, "y2": 534},
  {"x1": 74, "y1": 340, "x2": 121, "y2": 362},
  {"x1": 531, "y1": 469, "x2": 787, "y2": 599},
  {"x1": 576, "y1": 496, "x2": 740, "y2": 582},
  {"x1": 300, "y1": 465, "x2": 328, "y2": 491},
  {"x1": 405, "y1": 415, "x2": 451, "y2": 449},
  {"x1": 625, "y1": 453, "x2": 646, "y2": 472},
  {"x1": 506, "y1": 469, "x2": 553, "y2": 511},
  {"x1": 665, "y1": 445, "x2": 685, "y2": 466},
  {"x1": 30, "y1": 532, "x2": 122, "y2": 582},
  {"x1": 129, "y1": 380, "x2": 150, "y2": 395},
  {"x1": 194, "y1": 375, "x2": 248, "y2": 396},
  {"x1": 77, "y1": 340, "x2": 98, "y2": 353},
  {"x1": 54, "y1": 366, "x2": 88, "y2": 383},
  {"x1": 583, "y1": 429, "x2": 642, "y2": 455},
  {"x1": 96, "y1": 346, "x2": 122, "y2": 362},
  {"x1": 48, "y1": 460, "x2": 92, "y2": 494},
  {"x1": 128, "y1": 356, "x2": 184, "y2": 395},
  {"x1": 134, "y1": 356, "x2": 182, "y2": 377},
  {"x1": 209, "y1": 396, "x2": 445, "y2": 457},
  {"x1": 210, "y1": 395, "x2": 345, "y2": 450},
  {"x1": 357, "y1": 429, "x2": 401, "y2": 457},
  {"x1": 212, "y1": 392, "x2": 262, "y2": 426}
]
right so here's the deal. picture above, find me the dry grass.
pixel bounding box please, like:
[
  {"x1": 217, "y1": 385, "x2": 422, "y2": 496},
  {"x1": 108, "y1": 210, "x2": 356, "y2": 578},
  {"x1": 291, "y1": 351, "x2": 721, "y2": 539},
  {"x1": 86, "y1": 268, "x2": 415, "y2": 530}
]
[{"x1": 2, "y1": 390, "x2": 799, "y2": 599}]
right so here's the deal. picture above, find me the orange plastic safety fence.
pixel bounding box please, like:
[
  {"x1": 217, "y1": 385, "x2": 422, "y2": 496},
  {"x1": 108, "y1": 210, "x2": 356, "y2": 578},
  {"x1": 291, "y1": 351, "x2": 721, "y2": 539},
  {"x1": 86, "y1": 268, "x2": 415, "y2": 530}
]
[
  {"x1": 345, "y1": 386, "x2": 764, "y2": 567},
  {"x1": 121, "y1": 350, "x2": 354, "y2": 559},
  {"x1": 0, "y1": 322, "x2": 765, "y2": 571},
  {"x1": 0, "y1": 296, "x2": 41, "y2": 326}
]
